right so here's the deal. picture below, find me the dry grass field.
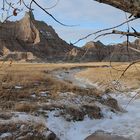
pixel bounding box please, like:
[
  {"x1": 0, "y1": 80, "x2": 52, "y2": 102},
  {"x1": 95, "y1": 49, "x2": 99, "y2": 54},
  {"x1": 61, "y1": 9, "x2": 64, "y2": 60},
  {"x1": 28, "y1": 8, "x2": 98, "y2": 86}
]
[
  {"x1": 76, "y1": 62, "x2": 140, "y2": 90},
  {"x1": 0, "y1": 61, "x2": 140, "y2": 111},
  {"x1": 0, "y1": 61, "x2": 140, "y2": 92},
  {"x1": 0, "y1": 61, "x2": 104, "y2": 111},
  {"x1": 0, "y1": 61, "x2": 113, "y2": 88}
]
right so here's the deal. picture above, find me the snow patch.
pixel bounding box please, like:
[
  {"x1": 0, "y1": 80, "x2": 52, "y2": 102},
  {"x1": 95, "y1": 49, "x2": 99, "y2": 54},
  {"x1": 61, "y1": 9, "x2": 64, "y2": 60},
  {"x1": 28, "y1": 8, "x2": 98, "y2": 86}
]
[
  {"x1": 47, "y1": 92, "x2": 140, "y2": 140},
  {"x1": 0, "y1": 133, "x2": 12, "y2": 138}
]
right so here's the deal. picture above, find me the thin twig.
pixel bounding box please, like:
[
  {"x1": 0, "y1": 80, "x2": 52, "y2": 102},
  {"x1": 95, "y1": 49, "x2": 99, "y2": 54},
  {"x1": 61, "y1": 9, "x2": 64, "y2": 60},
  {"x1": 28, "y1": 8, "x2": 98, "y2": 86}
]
[
  {"x1": 73, "y1": 17, "x2": 137, "y2": 44},
  {"x1": 32, "y1": 0, "x2": 77, "y2": 27}
]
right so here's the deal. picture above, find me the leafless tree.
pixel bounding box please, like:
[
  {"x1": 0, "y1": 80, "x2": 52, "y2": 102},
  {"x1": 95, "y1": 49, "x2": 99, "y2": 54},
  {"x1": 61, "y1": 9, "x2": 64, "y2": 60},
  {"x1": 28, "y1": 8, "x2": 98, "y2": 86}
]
[{"x1": 93, "y1": 0, "x2": 140, "y2": 74}]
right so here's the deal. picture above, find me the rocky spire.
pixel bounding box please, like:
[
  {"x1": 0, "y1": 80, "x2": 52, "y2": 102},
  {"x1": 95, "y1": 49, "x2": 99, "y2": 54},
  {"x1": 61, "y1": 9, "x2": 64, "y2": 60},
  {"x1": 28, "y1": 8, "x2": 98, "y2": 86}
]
[
  {"x1": 24, "y1": 11, "x2": 35, "y2": 20},
  {"x1": 17, "y1": 11, "x2": 40, "y2": 44}
]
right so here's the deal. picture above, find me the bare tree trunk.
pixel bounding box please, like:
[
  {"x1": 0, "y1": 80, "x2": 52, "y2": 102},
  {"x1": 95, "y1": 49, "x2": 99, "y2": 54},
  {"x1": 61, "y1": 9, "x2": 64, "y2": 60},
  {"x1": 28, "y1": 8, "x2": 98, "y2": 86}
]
[{"x1": 94, "y1": 0, "x2": 140, "y2": 17}]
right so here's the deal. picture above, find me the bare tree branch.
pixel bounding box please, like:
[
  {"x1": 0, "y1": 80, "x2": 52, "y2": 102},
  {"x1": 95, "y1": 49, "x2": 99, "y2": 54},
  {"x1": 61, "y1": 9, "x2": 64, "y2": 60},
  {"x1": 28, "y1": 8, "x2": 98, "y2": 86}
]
[
  {"x1": 120, "y1": 59, "x2": 140, "y2": 78},
  {"x1": 73, "y1": 17, "x2": 137, "y2": 44},
  {"x1": 45, "y1": 0, "x2": 60, "y2": 10},
  {"x1": 94, "y1": 0, "x2": 140, "y2": 17},
  {"x1": 32, "y1": 0, "x2": 77, "y2": 27},
  {"x1": 95, "y1": 30, "x2": 140, "y2": 40}
]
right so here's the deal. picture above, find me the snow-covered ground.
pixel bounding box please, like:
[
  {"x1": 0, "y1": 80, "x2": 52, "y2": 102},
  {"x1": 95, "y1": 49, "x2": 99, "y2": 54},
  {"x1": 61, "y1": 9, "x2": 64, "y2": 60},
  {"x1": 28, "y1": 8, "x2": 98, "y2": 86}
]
[
  {"x1": 53, "y1": 68, "x2": 99, "y2": 89},
  {"x1": 49, "y1": 68, "x2": 140, "y2": 140},
  {"x1": 0, "y1": 112, "x2": 46, "y2": 125},
  {"x1": 2, "y1": 91, "x2": 140, "y2": 140},
  {"x1": 47, "y1": 92, "x2": 140, "y2": 140}
]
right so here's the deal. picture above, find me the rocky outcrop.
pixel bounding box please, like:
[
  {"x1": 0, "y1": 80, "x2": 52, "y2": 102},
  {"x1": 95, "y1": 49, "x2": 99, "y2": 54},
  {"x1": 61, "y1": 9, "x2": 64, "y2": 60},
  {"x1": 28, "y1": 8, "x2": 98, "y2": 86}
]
[
  {"x1": 0, "y1": 52, "x2": 35, "y2": 61},
  {"x1": 82, "y1": 41, "x2": 111, "y2": 61},
  {"x1": 103, "y1": 40, "x2": 140, "y2": 62},
  {"x1": 85, "y1": 131, "x2": 131, "y2": 140},
  {"x1": 16, "y1": 12, "x2": 40, "y2": 44},
  {"x1": 0, "y1": 11, "x2": 79, "y2": 62}
]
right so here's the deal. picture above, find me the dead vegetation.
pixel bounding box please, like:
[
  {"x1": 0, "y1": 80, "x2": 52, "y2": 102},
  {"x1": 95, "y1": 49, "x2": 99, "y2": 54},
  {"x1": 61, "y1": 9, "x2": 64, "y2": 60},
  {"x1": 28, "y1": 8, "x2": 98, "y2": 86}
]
[
  {"x1": 0, "y1": 123, "x2": 18, "y2": 133},
  {"x1": 0, "y1": 61, "x2": 135, "y2": 113},
  {"x1": 0, "y1": 62, "x2": 134, "y2": 105},
  {"x1": 76, "y1": 62, "x2": 140, "y2": 90},
  {"x1": 15, "y1": 102, "x2": 39, "y2": 113},
  {"x1": 0, "y1": 62, "x2": 103, "y2": 111},
  {"x1": 0, "y1": 121, "x2": 58, "y2": 140}
]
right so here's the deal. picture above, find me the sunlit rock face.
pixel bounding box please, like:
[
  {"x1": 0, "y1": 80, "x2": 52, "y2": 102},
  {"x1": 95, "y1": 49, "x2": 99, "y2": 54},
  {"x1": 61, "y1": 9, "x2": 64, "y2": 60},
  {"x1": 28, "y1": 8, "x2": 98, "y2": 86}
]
[{"x1": 16, "y1": 12, "x2": 40, "y2": 44}]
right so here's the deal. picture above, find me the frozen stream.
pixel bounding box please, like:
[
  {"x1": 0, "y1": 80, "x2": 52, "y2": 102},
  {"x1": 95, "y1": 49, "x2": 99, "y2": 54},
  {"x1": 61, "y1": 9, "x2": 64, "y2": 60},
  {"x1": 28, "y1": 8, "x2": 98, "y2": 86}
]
[
  {"x1": 53, "y1": 67, "x2": 99, "y2": 89},
  {"x1": 48, "y1": 68, "x2": 140, "y2": 140}
]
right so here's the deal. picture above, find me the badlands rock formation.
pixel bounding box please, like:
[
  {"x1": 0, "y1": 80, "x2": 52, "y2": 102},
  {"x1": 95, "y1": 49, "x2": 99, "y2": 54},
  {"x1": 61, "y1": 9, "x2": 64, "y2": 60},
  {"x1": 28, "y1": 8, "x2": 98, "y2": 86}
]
[
  {"x1": 0, "y1": 11, "x2": 140, "y2": 62},
  {"x1": 0, "y1": 12, "x2": 78, "y2": 62}
]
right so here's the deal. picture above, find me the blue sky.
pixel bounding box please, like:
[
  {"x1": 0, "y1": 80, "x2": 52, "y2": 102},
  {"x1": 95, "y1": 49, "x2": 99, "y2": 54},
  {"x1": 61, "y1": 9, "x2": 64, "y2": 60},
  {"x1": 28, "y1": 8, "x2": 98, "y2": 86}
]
[{"x1": 1, "y1": 0, "x2": 140, "y2": 47}]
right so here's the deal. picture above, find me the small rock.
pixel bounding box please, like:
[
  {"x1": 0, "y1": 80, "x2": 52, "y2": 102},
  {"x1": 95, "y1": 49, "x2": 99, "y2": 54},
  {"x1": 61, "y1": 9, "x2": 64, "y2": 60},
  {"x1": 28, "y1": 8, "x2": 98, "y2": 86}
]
[
  {"x1": 104, "y1": 97, "x2": 120, "y2": 111},
  {"x1": 85, "y1": 131, "x2": 132, "y2": 140},
  {"x1": 43, "y1": 131, "x2": 59, "y2": 140},
  {"x1": 62, "y1": 105, "x2": 85, "y2": 121},
  {"x1": 82, "y1": 104, "x2": 102, "y2": 119}
]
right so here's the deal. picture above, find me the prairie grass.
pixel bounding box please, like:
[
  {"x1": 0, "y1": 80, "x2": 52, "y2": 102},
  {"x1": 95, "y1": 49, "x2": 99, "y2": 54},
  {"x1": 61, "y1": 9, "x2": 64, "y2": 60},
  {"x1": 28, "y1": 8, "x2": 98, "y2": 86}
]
[
  {"x1": 15, "y1": 102, "x2": 39, "y2": 112},
  {"x1": 76, "y1": 62, "x2": 140, "y2": 90}
]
